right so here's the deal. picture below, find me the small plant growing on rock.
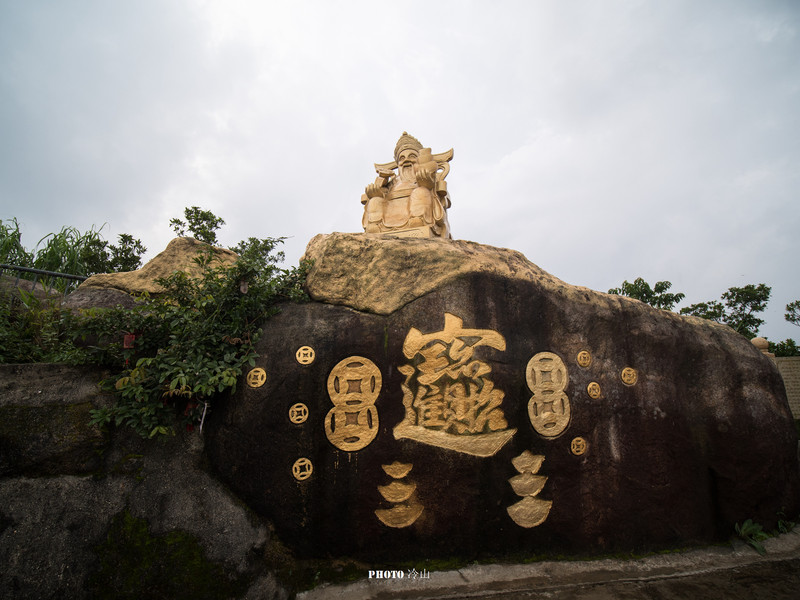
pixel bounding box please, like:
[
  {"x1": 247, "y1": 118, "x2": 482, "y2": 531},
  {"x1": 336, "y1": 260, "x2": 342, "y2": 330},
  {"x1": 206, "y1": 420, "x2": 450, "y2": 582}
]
[{"x1": 735, "y1": 519, "x2": 770, "y2": 555}]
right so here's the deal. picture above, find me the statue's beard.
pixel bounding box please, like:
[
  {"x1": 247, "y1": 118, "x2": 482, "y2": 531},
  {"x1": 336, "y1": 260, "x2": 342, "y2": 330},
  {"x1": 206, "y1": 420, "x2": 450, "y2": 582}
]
[{"x1": 399, "y1": 163, "x2": 416, "y2": 183}]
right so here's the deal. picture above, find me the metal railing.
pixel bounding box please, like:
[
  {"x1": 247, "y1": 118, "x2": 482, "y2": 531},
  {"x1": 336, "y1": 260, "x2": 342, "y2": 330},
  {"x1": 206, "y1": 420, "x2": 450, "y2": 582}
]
[{"x1": 0, "y1": 263, "x2": 88, "y2": 296}]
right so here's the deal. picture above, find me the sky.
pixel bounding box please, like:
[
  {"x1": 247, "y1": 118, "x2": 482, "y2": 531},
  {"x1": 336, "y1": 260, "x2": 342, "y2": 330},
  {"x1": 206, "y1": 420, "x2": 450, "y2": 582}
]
[{"x1": 1, "y1": 0, "x2": 798, "y2": 342}]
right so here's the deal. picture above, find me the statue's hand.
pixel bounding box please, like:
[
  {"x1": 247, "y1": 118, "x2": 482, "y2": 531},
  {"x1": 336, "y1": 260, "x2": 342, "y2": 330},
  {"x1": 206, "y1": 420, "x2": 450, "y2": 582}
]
[
  {"x1": 415, "y1": 167, "x2": 435, "y2": 189},
  {"x1": 365, "y1": 183, "x2": 386, "y2": 199}
]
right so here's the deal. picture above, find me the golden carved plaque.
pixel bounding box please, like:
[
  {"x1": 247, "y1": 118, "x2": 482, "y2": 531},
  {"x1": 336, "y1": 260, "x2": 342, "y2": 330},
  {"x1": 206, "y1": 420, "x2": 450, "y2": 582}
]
[
  {"x1": 393, "y1": 313, "x2": 516, "y2": 457},
  {"x1": 324, "y1": 357, "x2": 381, "y2": 451},
  {"x1": 375, "y1": 462, "x2": 424, "y2": 528},
  {"x1": 576, "y1": 350, "x2": 592, "y2": 368},
  {"x1": 288, "y1": 403, "x2": 309, "y2": 424},
  {"x1": 246, "y1": 368, "x2": 266, "y2": 388},
  {"x1": 526, "y1": 352, "x2": 571, "y2": 438},
  {"x1": 621, "y1": 367, "x2": 638, "y2": 386},
  {"x1": 587, "y1": 382, "x2": 602, "y2": 398},
  {"x1": 571, "y1": 437, "x2": 587, "y2": 456},
  {"x1": 295, "y1": 346, "x2": 316, "y2": 365},
  {"x1": 507, "y1": 451, "x2": 552, "y2": 528},
  {"x1": 292, "y1": 458, "x2": 313, "y2": 481}
]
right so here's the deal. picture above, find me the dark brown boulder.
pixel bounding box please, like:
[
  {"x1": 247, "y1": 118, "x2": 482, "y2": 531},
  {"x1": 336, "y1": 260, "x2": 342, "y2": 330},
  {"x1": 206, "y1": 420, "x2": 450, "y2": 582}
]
[{"x1": 205, "y1": 233, "x2": 800, "y2": 562}]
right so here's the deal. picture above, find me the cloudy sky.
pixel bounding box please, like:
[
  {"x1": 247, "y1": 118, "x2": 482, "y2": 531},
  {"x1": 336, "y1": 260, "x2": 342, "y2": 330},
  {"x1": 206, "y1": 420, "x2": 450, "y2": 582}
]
[{"x1": 1, "y1": 1, "x2": 798, "y2": 341}]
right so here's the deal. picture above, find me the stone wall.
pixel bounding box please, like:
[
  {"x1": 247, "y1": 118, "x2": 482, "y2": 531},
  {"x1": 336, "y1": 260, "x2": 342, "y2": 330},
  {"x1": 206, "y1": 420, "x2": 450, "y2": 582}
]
[{"x1": 776, "y1": 356, "x2": 800, "y2": 419}]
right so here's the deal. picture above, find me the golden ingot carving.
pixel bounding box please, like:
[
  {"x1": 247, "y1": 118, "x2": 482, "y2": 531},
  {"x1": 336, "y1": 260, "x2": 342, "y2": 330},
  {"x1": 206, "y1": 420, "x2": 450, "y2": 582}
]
[
  {"x1": 526, "y1": 352, "x2": 571, "y2": 438},
  {"x1": 324, "y1": 357, "x2": 381, "y2": 451},
  {"x1": 576, "y1": 350, "x2": 592, "y2": 368},
  {"x1": 621, "y1": 367, "x2": 638, "y2": 386},
  {"x1": 292, "y1": 457, "x2": 313, "y2": 481},
  {"x1": 376, "y1": 462, "x2": 424, "y2": 528},
  {"x1": 246, "y1": 367, "x2": 266, "y2": 388},
  {"x1": 288, "y1": 403, "x2": 309, "y2": 424},
  {"x1": 509, "y1": 472, "x2": 548, "y2": 497},
  {"x1": 382, "y1": 461, "x2": 413, "y2": 479},
  {"x1": 377, "y1": 481, "x2": 417, "y2": 503},
  {"x1": 361, "y1": 132, "x2": 453, "y2": 239},
  {"x1": 506, "y1": 451, "x2": 552, "y2": 528},
  {"x1": 571, "y1": 437, "x2": 587, "y2": 455},
  {"x1": 587, "y1": 381, "x2": 602, "y2": 398},
  {"x1": 393, "y1": 313, "x2": 516, "y2": 457},
  {"x1": 295, "y1": 346, "x2": 316, "y2": 365}
]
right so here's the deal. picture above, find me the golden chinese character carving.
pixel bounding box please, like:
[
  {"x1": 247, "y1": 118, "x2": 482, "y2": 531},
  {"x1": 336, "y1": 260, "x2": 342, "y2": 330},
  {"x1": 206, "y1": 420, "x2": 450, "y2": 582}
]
[
  {"x1": 393, "y1": 313, "x2": 515, "y2": 457},
  {"x1": 295, "y1": 346, "x2": 316, "y2": 365},
  {"x1": 526, "y1": 352, "x2": 571, "y2": 438},
  {"x1": 576, "y1": 350, "x2": 592, "y2": 368},
  {"x1": 288, "y1": 403, "x2": 309, "y2": 424},
  {"x1": 587, "y1": 381, "x2": 602, "y2": 398},
  {"x1": 621, "y1": 367, "x2": 638, "y2": 386},
  {"x1": 571, "y1": 437, "x2": 587, "y2": 456},
  {"x1": 324, "y1": 357, "x2": 381, "y2": 451},
  {"x1": 361, "y1": 132, "x2": 453, "y2": 239},
  {"x1": 507, "y1": 451, "x2": 552, "y2": 528},
  {"x1": 246, "y1": 368, "x2": 266, "y2": 388},
  {"x1": 375, "y1": 462, "x2": 424, "y2": 528},
  {"x1": 292, "y1": 457, "x2": 313, "y2": 481}
]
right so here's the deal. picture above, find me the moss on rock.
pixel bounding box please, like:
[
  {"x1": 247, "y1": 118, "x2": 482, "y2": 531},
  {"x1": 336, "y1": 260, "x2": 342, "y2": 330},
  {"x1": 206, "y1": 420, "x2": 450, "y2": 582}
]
[{"x1": 88, "y1": 510, "x2": 248, "y2": 600}]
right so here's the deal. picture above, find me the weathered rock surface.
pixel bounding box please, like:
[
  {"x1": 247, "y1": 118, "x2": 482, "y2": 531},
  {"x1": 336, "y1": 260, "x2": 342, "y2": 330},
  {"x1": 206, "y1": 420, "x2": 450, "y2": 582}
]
[
  {"x1": 206, "y1": 232, "x2": 800, "y2": 562},
  {"x1": 0, "y1": 364, "x2": 288, "y2": 600},
  {"x1": 63, "y1": 237, "x2": 237, "y2": 310},
  {"x1": 0, "y1": 364, "x2": 109, "y2": 477}
]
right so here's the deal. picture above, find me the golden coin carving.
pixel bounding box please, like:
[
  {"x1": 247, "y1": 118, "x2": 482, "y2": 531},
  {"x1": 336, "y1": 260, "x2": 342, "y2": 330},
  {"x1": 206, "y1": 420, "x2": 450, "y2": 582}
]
[
  {"x1": 288, "y1": 403, "x2": 309, "y2": 424},
  {"x1": 246, "y1": 368, "x2": 266, "y2": 388},
  {"x1": 526, "y1": 352, "x2": 571, "y2": 438},
  {"x1": 621, "y1": 367, "x2": 638, "y2": 386},
  {"x1": 587, "y1": 381, "x2": 602, "y2": 398},
  {"x1": 295, "y1": 346, "x2": 316, "y2": 365},
  {"x1": 325, "y1": 357, "x2": 381, "y2": 451},
  {"x1": 571, "y1": 437, "x2": 587, "y2": 456},
  {"x1": 292, "y1": 457, "x2": 313, "y2": 481},
  {"x1": 576, "y1": 350, "x2": 592, "y2": 368}
]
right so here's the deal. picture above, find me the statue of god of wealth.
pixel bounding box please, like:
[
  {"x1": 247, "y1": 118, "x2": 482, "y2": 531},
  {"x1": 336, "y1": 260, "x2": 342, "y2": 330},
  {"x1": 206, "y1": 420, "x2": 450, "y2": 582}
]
[{"x1": 361, "y1": 132, "x2": 453, "y2": 239}]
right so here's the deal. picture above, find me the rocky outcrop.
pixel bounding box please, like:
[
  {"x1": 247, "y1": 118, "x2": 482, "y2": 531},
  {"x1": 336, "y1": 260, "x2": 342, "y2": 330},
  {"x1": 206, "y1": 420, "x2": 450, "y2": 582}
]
[
  {"x1": 206, "y1": 232, "x2": 800, "y2": 562},
  {"x1": 0, "y1": 364, "x2": 109, "y2": 477},
  {"x1": 0, "y1": 364, "x2": 287, "y2": 600},
  {"x1": 62, "y1": 237, "x2": 237, "y2": 310}
]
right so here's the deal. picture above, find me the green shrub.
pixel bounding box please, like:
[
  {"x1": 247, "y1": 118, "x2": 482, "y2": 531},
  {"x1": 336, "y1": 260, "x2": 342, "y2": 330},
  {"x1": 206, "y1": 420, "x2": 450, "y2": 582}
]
[{"x1": 83, "y1": 237, "x2": 309, "y2": 438}]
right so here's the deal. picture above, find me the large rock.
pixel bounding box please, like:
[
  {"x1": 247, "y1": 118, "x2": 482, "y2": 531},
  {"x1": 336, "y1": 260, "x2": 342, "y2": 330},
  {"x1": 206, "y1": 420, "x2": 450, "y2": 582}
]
[
  {"x1": 63, "y1": 237, "x2": 237, "y2": 310},
  {"x1": 205, "y1": 232, "x2": 800, "y2": 562},
  {"x1": 0, "y1": 364, "x2": 109, "y2": 477},
  {"x1": 0, "y1": 364, "x2": 288, "y2": 600}
]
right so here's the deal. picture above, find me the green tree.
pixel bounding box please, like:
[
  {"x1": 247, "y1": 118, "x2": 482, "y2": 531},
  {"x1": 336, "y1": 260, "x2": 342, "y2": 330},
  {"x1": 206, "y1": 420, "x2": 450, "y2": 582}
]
[
  {"x1": 680, "y1": 284, "x2": 771, "y2": 338},
  {"x1": 786, "y1": 300, "x2": 800, "y2": 328},
  {"x1": 169, "y1": 206, "x2": 225, "y2": 245},
  {"x1": 608, "y1": 277, "x2": 685, "y2": 311},
  {"x1": 769, "y1": 339, "x2": 800, "y2": 357},
  {"x1": 108, "y1": 233, "x2": 147, "y2": 272}
]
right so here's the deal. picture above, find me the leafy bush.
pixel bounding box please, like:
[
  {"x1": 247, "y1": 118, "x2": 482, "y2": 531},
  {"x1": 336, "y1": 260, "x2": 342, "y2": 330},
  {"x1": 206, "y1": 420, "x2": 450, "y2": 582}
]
[
  {"x1": 0, "y1": 290, "x2": 82, "y2": 364},
  {"x1": 81, "y1": 237, "x2": 308, "y2": 438}
]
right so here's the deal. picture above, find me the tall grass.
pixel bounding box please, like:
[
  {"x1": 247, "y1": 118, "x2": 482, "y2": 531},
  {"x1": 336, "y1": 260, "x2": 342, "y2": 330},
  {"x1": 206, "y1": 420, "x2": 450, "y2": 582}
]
[
  {"x1": 0, "y1": 218, "x2": 34, "y2": 267},
  {"x1": 33, "y1": 224, "x2": 109, "y2": 277}
]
